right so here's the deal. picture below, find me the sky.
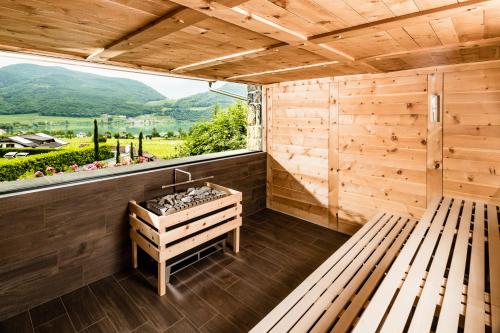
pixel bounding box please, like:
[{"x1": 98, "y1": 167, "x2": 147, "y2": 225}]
[{"x1": 0, "y1": 53, "x2": 226, "y2": 99}]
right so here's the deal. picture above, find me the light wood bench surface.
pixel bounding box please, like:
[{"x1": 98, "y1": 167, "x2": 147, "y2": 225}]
[{"x1": 251, "y1": 197, "x2": 499, "y2": 333}]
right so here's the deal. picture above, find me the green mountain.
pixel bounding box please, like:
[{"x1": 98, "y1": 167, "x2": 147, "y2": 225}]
[
  {"x1": 145, "y1": 83, "x2": 247, "y2": 121},
  {"x1": 0, "y1": 64, "x2": 247, "y2": 121},
  {"x1": 0, "y1": 64, "x2": 164, "y2": 117}
]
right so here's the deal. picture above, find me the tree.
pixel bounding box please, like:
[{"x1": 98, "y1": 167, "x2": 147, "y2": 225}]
[
  {"x1": 93, "y1": 119, "x2": 99, "y2": 161},
  {"x1": 213, "y1": 103, "x2": 221, "y2": 115},
  {"x1": 151, "y1": 127, "x2": 160, "y2": 138},
  {"x1": 130, "y1": 142, "x2": 134, "y2": 161},
  {"x1": 180, "y1": 101, "x2": 247, "y2": 156},
  {"x1": 138, "y1": 131, "x2": 143, "y2": 157},
  {"x1": 116, "y1": 140, "x2": 120, "y2": 164}
]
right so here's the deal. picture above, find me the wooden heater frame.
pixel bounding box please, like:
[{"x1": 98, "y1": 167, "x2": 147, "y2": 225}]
[{"x1": 129, "y1": 182, "x2": 242, "y2": 295}]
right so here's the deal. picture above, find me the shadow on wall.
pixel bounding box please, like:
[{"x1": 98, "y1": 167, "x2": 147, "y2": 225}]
[{"x1": 267, "y1": 155, "x2": 368, "y2": 234}]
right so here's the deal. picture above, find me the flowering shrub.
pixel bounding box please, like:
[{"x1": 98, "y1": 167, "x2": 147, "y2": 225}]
[
  {"x1": 93, "y1": 161, "x2": 107, "y2": 169},
  {"x1": 70, "y1": 164, "x2": 78, "y2": 172},
  {"x1": 83, "y1": 164, "x2": 98, "y2": 171},
  {"x1": 80, "y1": 160, "x2": 109, "y2": 172},
  {"x1": 34, "y1": 171, "x2": 44, "y2": 177},
  {"x1": 45, "y1": 166, "x2": 56, "y2": 175},
  {"x1": 0, "y1": 145, "x2": 112, "y2": 181}
]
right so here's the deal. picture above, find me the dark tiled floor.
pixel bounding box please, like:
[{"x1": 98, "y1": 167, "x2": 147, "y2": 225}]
[{"x1": 0, "y1": 209, "x2": 349, "y2": 333}]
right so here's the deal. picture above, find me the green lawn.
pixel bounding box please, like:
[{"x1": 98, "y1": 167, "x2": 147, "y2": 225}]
[
  {"x1": 0, "y1": 113, "x2": 194, "y2": 136},
  {"x1": 64, "y1": 137, "x2": 184, "y2": 159}
]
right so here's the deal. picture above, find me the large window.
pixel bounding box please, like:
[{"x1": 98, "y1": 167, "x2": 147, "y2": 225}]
[{"x1": 0, "y1": 53, "x2": 260, "y2": 192}]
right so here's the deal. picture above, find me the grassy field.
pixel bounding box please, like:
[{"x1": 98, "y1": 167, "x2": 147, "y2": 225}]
[
  {"x1": 0, "y1": 113, "x2": 194, "y2": 136},
  {"x1": 64, "y1": 137, "x2": 184, "y2": 159}
]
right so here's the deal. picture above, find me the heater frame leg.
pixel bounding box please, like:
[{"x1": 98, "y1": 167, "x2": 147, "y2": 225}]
[{"x1": 158, "y1": 261, "x2": 166, "y2": 296}]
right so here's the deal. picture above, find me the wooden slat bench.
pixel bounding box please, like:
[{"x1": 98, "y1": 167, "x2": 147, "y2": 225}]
[{"x1": 251, "y1": 197, "x2": 499, "y2": 333}]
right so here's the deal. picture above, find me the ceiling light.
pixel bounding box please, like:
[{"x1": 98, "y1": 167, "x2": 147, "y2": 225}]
[
  {"x1": 231, "y1": 6, "x2": 307, "y2": 41},
  {"x1": 318, "y1": 44, "x2": 355, "y2": 61},
  {"x1": 86, "y1": 48, "x2": 105, "y2": 61},
  {"x1": 227, "y1": 61, "x2": 339, "y2": 80},
  {"x1": 172, "y1": 48, "x2": 267, "y2": 72}
]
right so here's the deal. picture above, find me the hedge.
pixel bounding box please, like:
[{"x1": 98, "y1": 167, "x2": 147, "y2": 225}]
[
  {"x1": 0, "y1": 148, "x2": 58, "y2": 157},
  {"x1": 0, "y1": 145, "x2": 113, "y2": 181}
]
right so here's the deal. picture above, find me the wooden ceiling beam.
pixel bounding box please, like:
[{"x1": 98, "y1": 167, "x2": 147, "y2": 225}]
[
  {"x1": 86, "y1": 6, "x2": 208, "y2": 61},
  {"x1": 226, "y1": 60, "x2": 341, "y2": 80},
  {"x1": 167, "y1": 0, "x2": 307, "y2": 44},
  {"x1": 308, "y1": 0, "x2": 495, "y2": 44},
  {"x1": 87, "y1": 0, "x2": 250, "y2": 62},
  {"x1": 171, "y1": 42, "x2": 287, "y2": 73},
  {"x1": 168, "y1": 0, "x2": 365, "y2": 71},
  {"x1": 359, "y1": 36, "x2": 500, "y2": 62}
]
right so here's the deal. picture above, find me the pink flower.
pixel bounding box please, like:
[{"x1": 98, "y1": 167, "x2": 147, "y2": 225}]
[
  {"x1": 93, "y1": 161, "x2": 108, "y2": 169},
  {"x1": 139, "y1": 156, "x2": 147, "y2": 163},
  {"x1": 46, "y1": 166, "x2": 56, "y2": 175},
  {"x1": 83, "y1": 164, "x2": 98, "y2": 171},
  {"x1": 70, "y1": 164, "x2": 78, "y2": 171},
  {"x1": 35, "y1": 171, "x2": 44, "y2": 177}
]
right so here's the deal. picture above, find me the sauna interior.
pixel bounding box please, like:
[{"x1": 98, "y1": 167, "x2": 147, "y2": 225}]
[{"x1": 0, "y1": 0, "x2": 499, "y2": 332}]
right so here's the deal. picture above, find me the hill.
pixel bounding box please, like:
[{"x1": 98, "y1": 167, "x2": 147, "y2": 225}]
[
  {"x1": 145, "y1": 82, "x2": 247, "y2": 121},
  {"x1": 0, "y1": 64, "x2": 164, "y2": 117},
  {"x1": 0, "y1": 64, "x2": 247, "y2": 121}
]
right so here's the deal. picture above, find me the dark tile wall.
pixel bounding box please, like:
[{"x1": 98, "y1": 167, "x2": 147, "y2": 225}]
[{"x1": 0, "y1": 152, "x2": 266, "y2": 321}]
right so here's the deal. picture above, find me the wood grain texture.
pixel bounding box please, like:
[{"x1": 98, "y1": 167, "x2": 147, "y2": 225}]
[
  {"x1": 0, "y1": 1, "x2": 498, "y2": 83},
  {"x1": 427, "y1": 72, "x2": 444, "y2": 205},
  {"x1": 266, "y1": 79, "x2": 332, "y2": 228},
  {"x1": 265, "y1": 60, "x2": 500, "y2": 234},
  {"x1": 0, "y1": 153, "x2": 266, "y2": 321},
  {"x1": 337, "y1": 73, "x2": 428, "y2": 232},
  {"x1": 61, "y1": 287, "x2": 105, "y2": 332},
  {"x1": 443, "y1": 67, "x2": 500, "y2": 204},
  {"x1": 328, "y1": 81, "x2": 340, "y2": 230},
  {"x1": 253, "y1": 197, "x2": 497, "y2": 332}
]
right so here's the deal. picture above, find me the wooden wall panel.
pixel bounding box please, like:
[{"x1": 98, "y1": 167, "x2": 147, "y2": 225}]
[
  {"x1": 336, "y1": 74, "x2": 429, "y2": 233},
  {"x1": 328, "y1": 82, "x2": 340, "y2": 230},
  {"x1": 266, "y1": 61, "x2": 500, "y2": 235},
  {"x1": 427, "y1": 72, "x2": 444, "y2": 205},
  {"x1": 443, "y1": 67, "x2": 500, "y2": 204},
  {"x1": 0, "y1": 152, "x2": 266, "y2": 321},
  {"x1": 266, "y1": 79, "x2": 331, "y2": 227}
]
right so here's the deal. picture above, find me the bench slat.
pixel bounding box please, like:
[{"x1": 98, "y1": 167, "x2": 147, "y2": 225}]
[
  {"x1": 407, "y1": 198, "x2": 462, "y2": 332},
  {"x1": 290, "y1": 214, "x2": 403, "y2": 333},
  {"x1": 270, "y1": 213, "x2": 394, "y2": 333},
  {"x1": 435, "y1": 200, "x2": 472, "y2": 333},
  {"x1": 464, "y1": 202, "x2": 486, "y2": 333},
  {"x1": 252, "y1": 197, "x2": 497, "y2": 333},
  {"x1": 377, "y1": 198, "x2": 456, "y2": 333},
  {"x1": 487, "y1": 204, "x2": 499, "y2": 332},
  {"x1": 311, "y1": 216, "x2": 416, "y2": 333},
  {"x1": 352, "y1": 197, "x2": 447, "y2": 333},
  {"x1": 249, "y1": 212, "x2": 387, "y2": 333}
]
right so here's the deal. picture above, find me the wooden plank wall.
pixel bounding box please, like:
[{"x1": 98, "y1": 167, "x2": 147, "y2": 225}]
[
  {"x1": 336, "y1": 74, "x2": 429, "y2": 233},
  {"x1": 266, "y1": 61, "x2": 500, "y2": 234},
  {"x1": 0, "y1": 152, "x2": 266, "y2": 321},
  {"x1": 443, "y1": 67, "x2": 500, "y2": 204},
  {"x1": 266, "y1": 79, "x2": 331, "y2": 227}
]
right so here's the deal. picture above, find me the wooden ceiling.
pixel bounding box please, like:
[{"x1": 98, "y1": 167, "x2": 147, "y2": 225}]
[{"x1": 0, "y1": 0, "x2": 498, "y2": 84}]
